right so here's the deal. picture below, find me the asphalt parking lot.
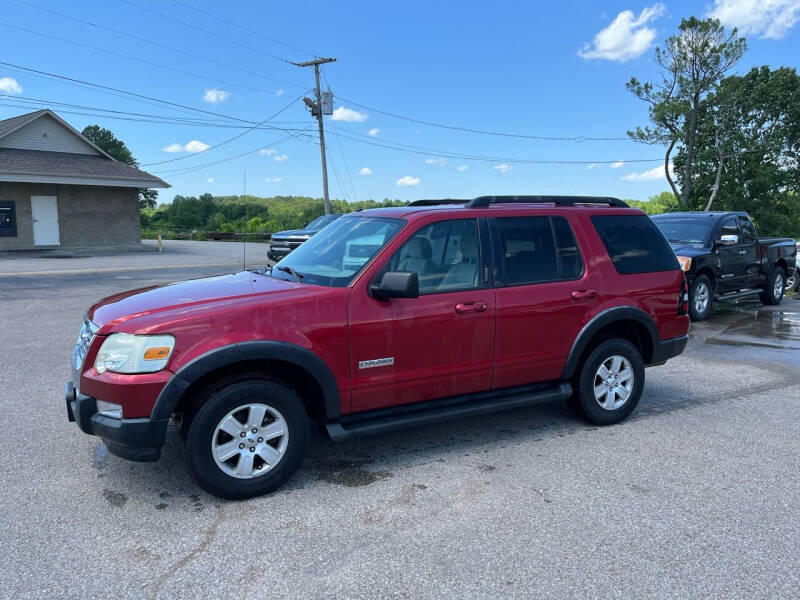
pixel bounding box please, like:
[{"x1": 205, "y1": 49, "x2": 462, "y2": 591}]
[{"x1": 1, "y1": 260, "x2": 799, "y2": 599}]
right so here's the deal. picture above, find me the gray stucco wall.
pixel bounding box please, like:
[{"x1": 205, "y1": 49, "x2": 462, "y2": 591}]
[{"x1": 0, "y1": 183, "x2": 141, "y2": 250}]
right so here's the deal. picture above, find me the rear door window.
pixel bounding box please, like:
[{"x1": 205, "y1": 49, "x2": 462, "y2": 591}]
[
  {"x1": 492, "y1": 216, "x2": 584, "y2": 286},
  {"x1": 591, "y1": 215, "x2": 679, "y2": 274}
]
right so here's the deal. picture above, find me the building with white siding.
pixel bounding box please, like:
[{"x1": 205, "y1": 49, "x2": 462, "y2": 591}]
[{"x1": 0, "y1": 109, "x2": 169, "y2": 251}]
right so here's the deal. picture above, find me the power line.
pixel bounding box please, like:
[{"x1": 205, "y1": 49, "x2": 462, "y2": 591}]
[
  {"x1": 141, "y1": 91, "x2": 309, "y2": 166},
  {"x1": 324, "y1": 129, "x2": 663, "y2": 165},
  {"x1": 168, "y1": 0, "x2": 317, "y2": 58},
  {"x1": 10, "y1": 0, "x2": 307, "y2": 91},
  {"x1": 116, "y1": 0, "x2": 291, "y2": 64},
  {"x1": 322, "y1": 68, "x2": 357, "y2": 202},
  {"x1": 0, "y1": 60, "x2": 268, "y2": 125},
  {"x1": 152, "y1": 127, "x2": 316, "y2": 177},
  {"x1": 0, "y1": 21, "x2": 298, "y2": 96},
  {"x1": 0, "y1": 94, "x2": 311, "y2": 130},
  {"x1": 336, "y1": 96, "x2": 632, "y2": 142}
]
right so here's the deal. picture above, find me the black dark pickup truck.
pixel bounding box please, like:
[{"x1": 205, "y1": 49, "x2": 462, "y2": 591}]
[{"x1": 651, "y1": 212, "x2": 797, "y2": 320}]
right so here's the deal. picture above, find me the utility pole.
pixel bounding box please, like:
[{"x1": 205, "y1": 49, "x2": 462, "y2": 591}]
[{"x1": 291, "y1": 57, "x2": 336, "y2": 215}]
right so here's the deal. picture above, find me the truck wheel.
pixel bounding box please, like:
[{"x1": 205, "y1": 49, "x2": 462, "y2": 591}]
[
  {"x1": 786, "y1": 270, "x2": 797, "y2": 292},
  {"x1": 184, "y1": 376, "x2": 309, "y2": 499},
  {"x1": 688, "y1": 275, "x2": 713, "y2": 321},
  {"x1": 760, "y1": 267, "x2": 785, "y2": 306},
  {"x1": 572, "y1": 339, "x2": 645, "y2": 426}
]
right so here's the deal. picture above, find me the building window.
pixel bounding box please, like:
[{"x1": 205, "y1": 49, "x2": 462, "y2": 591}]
[{"x1": 0, "y1": 201, "x2": 16, "y2": 237}]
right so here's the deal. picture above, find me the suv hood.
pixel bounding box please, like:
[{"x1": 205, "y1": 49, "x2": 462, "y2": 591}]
[
  {"x1": 668, "y1": 242, "x2": 708, "y2": 257},
  {"x1": 89, "y1": 271, "x2": 300, "y2": 330},
  {"x1": 272, "y1": 229, "x2": 316, "y2": 239}
]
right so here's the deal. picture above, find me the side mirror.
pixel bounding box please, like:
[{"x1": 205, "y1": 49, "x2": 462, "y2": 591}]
[
  {"x1": 719, "y1": 234, "x2": 739, "y2": 246},
  {"x1": 370, "y1": 271, "x2": 419, "y2": 300}
]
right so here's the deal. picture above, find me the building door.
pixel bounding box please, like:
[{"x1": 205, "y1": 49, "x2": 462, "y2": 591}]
[{"x1": 31, "y1": 196, "x2": 60, "y2": 246}]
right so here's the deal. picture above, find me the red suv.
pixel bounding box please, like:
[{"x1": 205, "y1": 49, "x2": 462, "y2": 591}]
[{"x1": 66, "y1": 196, "x2": 689, "y2": 499}]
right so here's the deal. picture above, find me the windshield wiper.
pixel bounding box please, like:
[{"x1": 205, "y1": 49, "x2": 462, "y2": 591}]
[
  {"x1": 667, "y1": 238, "x2": 685, "y2": 243},
  {"x1": 275, "y1": 265, "x2": 304, "y2": 282}
]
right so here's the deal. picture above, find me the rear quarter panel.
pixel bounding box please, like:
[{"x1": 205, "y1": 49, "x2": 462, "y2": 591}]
[{"x1": 573, "y1": 210, "x2": 689, "y2": 342}]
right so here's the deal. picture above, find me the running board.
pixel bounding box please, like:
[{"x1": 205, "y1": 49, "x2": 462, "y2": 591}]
[
  {"x1": 714, "y1": 288, "x2": 763, "y2": 301},
  {"x1": 326, "y1": 382, "x2": 572, "y2": 442}
]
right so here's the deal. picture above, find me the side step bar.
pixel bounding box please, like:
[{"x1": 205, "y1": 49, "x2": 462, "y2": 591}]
[
  {"x1": 714, "y1": 288, "x2": 762, "y2": 301},
  {"x1": 326, "y1": 382, "x2": 572, "y2": 442}
]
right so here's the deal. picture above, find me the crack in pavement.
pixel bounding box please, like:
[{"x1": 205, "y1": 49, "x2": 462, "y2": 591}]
[{"x1": 148, "y1": 504, "x2": 226, "y2": 599}]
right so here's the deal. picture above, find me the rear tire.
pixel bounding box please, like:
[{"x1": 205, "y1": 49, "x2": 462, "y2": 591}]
[
  {"x1": 184, "y1": 376, "x2": 309, "y2": 500},
  {"x1": 688, "y1": 275, "x2": 713, "y2": 321},
  {"x1": 760, "y1": 267, "x2": 785, "y2": 306},
  {"x1": 572, "y1": 339, "x2": 645, "y2": 426}
]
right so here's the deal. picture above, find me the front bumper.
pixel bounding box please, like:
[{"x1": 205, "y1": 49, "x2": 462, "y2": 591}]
[
  {"x1": 65, "y1": 381, "x2": 168, "y2": 462},
  {"x1": 267, "y1": 246, "x2": 292, "y2": 261}
]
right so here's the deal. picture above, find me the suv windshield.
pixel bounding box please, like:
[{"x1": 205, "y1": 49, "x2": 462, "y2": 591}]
[
  {"x1": 652, "y1": 217, "x2": 713, "y2": 245},
  {"x1": 306, "y1": 214, "x2": 341, "y2": 230},
  {"x1": 271, "y1": 216, "x2": 404, "y2": 287}
]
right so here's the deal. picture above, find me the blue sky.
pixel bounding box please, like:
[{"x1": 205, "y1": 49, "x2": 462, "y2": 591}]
[{"x1": 1, "y1": 0, "x2": 799, "y2": 204}]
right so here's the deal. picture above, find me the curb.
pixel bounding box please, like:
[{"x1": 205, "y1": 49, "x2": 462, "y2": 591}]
[{"x1": 0, "y1": 262, "x2": 255, "y2": 277}]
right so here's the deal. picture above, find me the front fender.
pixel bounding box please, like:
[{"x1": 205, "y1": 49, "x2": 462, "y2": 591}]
[{"x1": 151, "y1": 341, "x2": 341, "y2": 421}]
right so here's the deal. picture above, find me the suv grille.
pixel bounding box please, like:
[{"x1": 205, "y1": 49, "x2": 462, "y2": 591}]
[{"x1": 73, "y1": 316, "x2": 98, "y2": 370}]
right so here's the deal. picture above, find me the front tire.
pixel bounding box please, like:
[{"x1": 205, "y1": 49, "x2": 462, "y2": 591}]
[
  {"x1": 688, "y1": 275, "x2": 713, "y2": 321},
  {"x1": 760, "y1": 267, "x2": 785, "y2": 306},
  {"x1": 572, "y1": 339, "x2": 645, "y2": 426},
  {"x1": 184, "y1": 376, "x2": 309, "y2": 499}
]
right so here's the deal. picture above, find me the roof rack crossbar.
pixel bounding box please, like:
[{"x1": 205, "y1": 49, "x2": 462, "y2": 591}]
[
  {"x1": 408, "y1": 198, "x2": 469, "y2": 206},
  {"x1": 466, "y1": 195, "x2": 628, "y2": 208}
]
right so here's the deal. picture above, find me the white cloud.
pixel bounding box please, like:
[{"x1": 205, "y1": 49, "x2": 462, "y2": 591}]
[
  {"x1": 709, "y1": 0, "x2": 800, "y2": 39},
  {"x1": 621, "y1": 163, "x2": 675, "y2": 181},
  {"x1": 610, "y1": 160, "x2": 626, "y2": 168},
  {"x1": 275, "y1": 89, "x2": 284, "y2": 96},
  {"x1": 0, "y1": 77, "x2": 22, "y2": 95},
  {"x1": 579, "y1": 3, "x2": 666, "y2": 62},
  {"x1": 273, "y1": 154, "x2": 288, "y2": 162},
  {"x1": 456, "y1": 165, "x2": 469, "y2": 172},
  {"x1": 331, "y1": 106, "x2": 367, "y2": 122},
  {"x1": 163, "y1": 140, "x2": 210, "y2": 153},
  {"x1": 260, "y1": 148, "x2": 277, "y2": 156},
  {"x1": 367, "y1": 128, "x2": 380, "y2": 137},
  {"x1": 206, "y1": 177, "x2": 215, "y2": 183},
  {"x1": 359, "y1": 167, "x2": 373, "y2": 175},
  {"x1": 202, "y1": 88, "x2": 230, "y2": 105},
  {"x1": 587, "y1": 163, "x2": 598, "y2": 170},
  {"x1": 492, "y1": 164, "x2": 512, "y2": 173},
  {"x1": 425, "y1": 157, "x2": 446, "y2": 166},
  {"x1": 184, "y1": 140, "x2": 210, "y2": 153},
  {"x1": 396, "y1": 175, "x2": 420, "y2": 186},
  {"x1": 265, "y1": 177, "x2": 283, "y2": 183}
]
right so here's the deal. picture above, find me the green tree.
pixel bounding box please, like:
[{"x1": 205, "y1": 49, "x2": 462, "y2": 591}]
[
  {"x1": 627, "y1": 17, "x2": 746, "y2": 206},
  {"x1": 81, "y1": 125, "x2": 158, "y2": 209},
  {"x1": 675, "y1": 66, "x2": 800, "y2": 236},
  {"x1": 627, "y1": 191, "x2": 680, "y2": 215}
]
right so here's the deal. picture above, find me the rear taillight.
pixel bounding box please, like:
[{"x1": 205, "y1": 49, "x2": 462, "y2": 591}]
[{"x1": 678, "y1": 277, "x2": 689, "y2": 315}]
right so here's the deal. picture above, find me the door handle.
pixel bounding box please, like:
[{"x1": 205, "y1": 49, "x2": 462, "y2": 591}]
[
  {"x1": 571, "y1": 289, "x2": 597, "y2": 300},
  {"x1": 455, "y1": 301, "x2": 488, "y2": 314},
  {"x1": 738, "y1": 250, "x2": 747, "y2": 255}
]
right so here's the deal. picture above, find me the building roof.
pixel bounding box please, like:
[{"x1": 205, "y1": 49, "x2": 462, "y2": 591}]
[
  {"x1": 0, "y1": 148, "x2": 170, "y2": 188},
  {"x1": 0, "y1": 109, "x2": 170, "y2": 188}
]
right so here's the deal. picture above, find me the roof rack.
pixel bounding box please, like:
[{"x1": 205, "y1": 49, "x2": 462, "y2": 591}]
[
  {"x1": 408, "y1": 198, "x2": 468, "y2": 206},
  {"x1": 466, "y1": 195, "x2": 628, "y2": 208}
]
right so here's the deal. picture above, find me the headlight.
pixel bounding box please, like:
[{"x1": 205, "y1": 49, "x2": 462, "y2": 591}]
[
  {"x1": 94, "y1": 333, "x2": 175, "y2": 374},
  {"x1": 676, "y1": 256, "x2": 692, "y2": 271}
]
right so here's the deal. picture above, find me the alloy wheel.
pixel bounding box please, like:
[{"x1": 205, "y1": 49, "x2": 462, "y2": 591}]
[
  {"x1": 593, "y1": 355, "x2": 635, "y2": 411},
  {"x1": 211, "y1": 403, "x2": 289, "y2": 479}
]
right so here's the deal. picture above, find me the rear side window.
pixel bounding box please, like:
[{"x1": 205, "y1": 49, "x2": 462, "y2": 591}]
[
  {"x1": 591, "y1": 215, "x2": 679, "y2": 274},
  {"x1": 492, "y1": 216, "x2": 584, "y2": 285}
]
